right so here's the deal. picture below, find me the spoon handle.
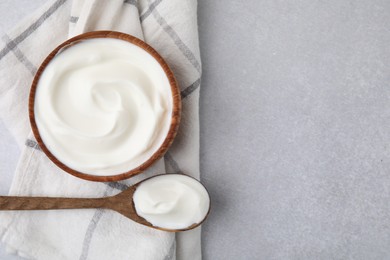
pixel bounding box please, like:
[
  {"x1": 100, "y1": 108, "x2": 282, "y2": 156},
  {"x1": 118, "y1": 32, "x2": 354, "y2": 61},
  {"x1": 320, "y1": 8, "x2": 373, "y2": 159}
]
[{"x1": 0, "y1": 196, "x2": 108, "y2": 211}]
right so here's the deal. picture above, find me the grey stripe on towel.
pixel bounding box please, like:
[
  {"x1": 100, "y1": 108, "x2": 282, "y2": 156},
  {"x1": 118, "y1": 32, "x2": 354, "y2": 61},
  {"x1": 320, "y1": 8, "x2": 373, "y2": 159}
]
[
  {"x1": 78, "y1": 209, "x2": 105, "y2": 260},
  {"x1": 79, "y1": 185, "x2": 113, "y2": 260},
  {"x1": 165, "y1": 152, "x2": 183, "y2": 174},
  {"x1": 163, "y1": 240, "x2": 176, "y2": 260},
  {"x1": 140, "y1": 0, "x2": 162, "y2": 22},
  {"x1": 181, "y1": 78, "x2": 201, "y2": 99},
  {"x1": 124, "y1": 0, "x2": 137, "y2": 5},
  {"x1": 0, "y1": 0, "x2": 67, "y2": 60},
  {"x1": 69, "y1": 16, "x2": 79, "y2": 23},
  {"x1": 25, "y1": 139, "x2": 41, "y2": 150},
  {"x1": 150, "y1": 3, "x2": 202, "y2": 73},
  {"x1": 2, "y1": 34, "x2": 37, "y2": 75}
]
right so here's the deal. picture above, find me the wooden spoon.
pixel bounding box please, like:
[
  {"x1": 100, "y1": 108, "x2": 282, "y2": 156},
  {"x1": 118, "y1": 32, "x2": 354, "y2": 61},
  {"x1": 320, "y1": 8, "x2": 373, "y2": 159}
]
[{"x1": 0, "y1": 174, "x2": 210, "y2": 232}]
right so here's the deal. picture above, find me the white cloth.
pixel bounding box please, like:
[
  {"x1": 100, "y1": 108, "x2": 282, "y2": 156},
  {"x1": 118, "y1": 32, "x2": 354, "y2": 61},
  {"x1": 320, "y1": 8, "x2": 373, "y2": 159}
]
[{"x1": 0, "y1": 0, "x2": 202, "y2": 259}]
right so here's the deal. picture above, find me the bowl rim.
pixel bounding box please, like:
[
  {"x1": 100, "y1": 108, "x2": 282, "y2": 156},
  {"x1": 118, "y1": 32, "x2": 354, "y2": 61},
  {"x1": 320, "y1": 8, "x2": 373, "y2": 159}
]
[{"x1": 28, "y1": 31, "x2": 181, "y2": 182}]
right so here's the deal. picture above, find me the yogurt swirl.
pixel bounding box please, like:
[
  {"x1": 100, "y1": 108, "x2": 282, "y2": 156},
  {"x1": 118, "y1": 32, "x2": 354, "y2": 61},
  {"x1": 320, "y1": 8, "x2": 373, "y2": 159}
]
[{"x1": 34, "y1": 38, "x2": 172, "y2": 175}]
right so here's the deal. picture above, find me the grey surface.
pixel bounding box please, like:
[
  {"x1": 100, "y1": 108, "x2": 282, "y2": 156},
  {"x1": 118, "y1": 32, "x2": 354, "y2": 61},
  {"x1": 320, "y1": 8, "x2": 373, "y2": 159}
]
[
  {"x1": 198, "y1": 0, "x2": 390, "y2": 260},
  {"x1": 1, "y1": 0, "x2": 390, "y2": 259}
]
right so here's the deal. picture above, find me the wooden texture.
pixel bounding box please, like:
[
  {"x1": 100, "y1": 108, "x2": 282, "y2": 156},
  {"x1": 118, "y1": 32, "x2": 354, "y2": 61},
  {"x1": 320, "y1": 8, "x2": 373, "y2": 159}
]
[
  {"x1": 28, "y1": 31, "x2": 181, "y2": 182},
  {"x1": 0, "y1": 174, "x2": 210, "y2": 232}
]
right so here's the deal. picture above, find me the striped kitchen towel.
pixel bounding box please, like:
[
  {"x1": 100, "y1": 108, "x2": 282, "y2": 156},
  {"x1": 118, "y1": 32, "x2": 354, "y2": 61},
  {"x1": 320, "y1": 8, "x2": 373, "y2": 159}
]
[{"x1": 0, "y1": 0, "x2": 202, "y2": 259}]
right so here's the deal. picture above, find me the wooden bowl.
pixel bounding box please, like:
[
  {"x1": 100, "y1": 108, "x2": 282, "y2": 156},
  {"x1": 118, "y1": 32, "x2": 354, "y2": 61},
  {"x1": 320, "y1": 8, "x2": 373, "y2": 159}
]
[{"x1": 29, "y1": 31, "x2": 181, "y2": 182}]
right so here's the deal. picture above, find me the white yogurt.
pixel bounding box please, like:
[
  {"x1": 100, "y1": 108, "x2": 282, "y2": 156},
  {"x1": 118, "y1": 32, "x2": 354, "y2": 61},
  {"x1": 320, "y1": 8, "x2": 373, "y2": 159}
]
[
  {"x1": 34, "y1": 38, "x2": 172, "y2": 175},
  {"x1": 133, "y1": 174, "x2": 210, "y2": 230}
]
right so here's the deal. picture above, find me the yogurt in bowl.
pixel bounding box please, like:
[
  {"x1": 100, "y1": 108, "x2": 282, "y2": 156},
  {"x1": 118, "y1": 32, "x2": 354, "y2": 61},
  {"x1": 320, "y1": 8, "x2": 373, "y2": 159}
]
[{"x1": 29, "y1": 31, "x2": 181, "y2": 182}]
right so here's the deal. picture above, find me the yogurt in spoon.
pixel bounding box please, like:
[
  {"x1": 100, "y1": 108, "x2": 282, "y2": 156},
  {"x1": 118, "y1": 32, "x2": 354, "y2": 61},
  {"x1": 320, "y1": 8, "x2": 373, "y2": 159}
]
[{"x1": 133, "y1": 174, "x2": 210, "y2": 230}]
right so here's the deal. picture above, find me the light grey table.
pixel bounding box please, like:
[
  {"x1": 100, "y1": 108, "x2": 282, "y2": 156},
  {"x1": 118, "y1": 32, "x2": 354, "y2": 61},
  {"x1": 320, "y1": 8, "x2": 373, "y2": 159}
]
[{"x1": 2, "y1": 0, "x2": 390, "y2": 259}]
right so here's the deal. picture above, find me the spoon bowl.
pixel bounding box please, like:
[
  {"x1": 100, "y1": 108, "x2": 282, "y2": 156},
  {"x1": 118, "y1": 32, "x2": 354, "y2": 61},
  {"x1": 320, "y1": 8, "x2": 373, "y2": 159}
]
[{"x1": 0, "y1": 174, "x2": 210, "y2": 232}]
